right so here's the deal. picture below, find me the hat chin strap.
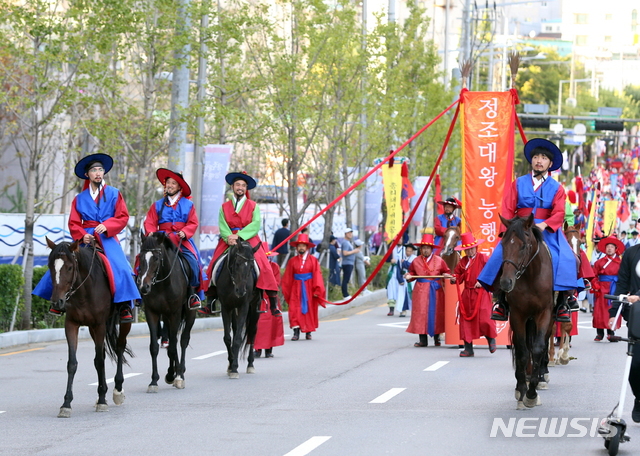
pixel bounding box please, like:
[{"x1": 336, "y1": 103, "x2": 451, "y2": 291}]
[{"x1": 533, "y1": 169, "x2": 547, "y2": 179}]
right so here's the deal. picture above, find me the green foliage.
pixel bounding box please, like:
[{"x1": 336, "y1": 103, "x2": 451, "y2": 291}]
[
  {"x1": 30, "y1": 266, "x2": 64, "y2": 329},
  {"x1": 0, "y1": 265, "x2": 24, "y2": 332}
]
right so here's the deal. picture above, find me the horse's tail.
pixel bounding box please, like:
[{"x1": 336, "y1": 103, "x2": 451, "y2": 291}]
[
  {"x1": 105, "y1": 306, "x2": 133, "y2": 365},
  {"x1": 242, "y1": 292, "x2": 261, "y2": 358}
]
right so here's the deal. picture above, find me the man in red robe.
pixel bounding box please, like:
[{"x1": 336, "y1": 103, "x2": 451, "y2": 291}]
[
  {"x1": 405, "y1": 233, "x2": 452, "y2": 347},
  {"x1": 282, "y1": 234, "x2": 326, "y2": 341},
  {"x1": 591, "y1": 236, "x2": 625, "y2": 341},
  {"x1": 254, "y1": 243, "x2": 285, "y2": 358},
  {"x1": 450, "y1": 233, "x2": 497, "y2": 357},
  {"x1": 201, "y1": 172, "x2": 280, "y2": 315}
]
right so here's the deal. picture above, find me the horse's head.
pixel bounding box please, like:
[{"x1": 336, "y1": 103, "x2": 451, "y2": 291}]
[
  {"x1": 440, "y1": 225, "x2": 461, "y2": 257},
  {"x1": 137, "y1": 232, "x2": 171, "y2": 295},
  {"x1": 498, "y1": 213, "x2": 541, "y2": 293},
  {"x1": 563, "y1": 221, "x2": 584, "y2": 257},
  {"x1": 46, "y1": 237, "x2": 80, "y2": 308},
  {"x1": 227, "y1": 240, "x2": 260, "y2": 298}
]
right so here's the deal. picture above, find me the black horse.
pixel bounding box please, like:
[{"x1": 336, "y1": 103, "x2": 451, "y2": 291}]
[
  {"x1": 137, "y1": 232, "x2": 196, "y2": 391},
  {"x1": 218, "y1": 239, "x2": 261, "y2": 378},
  {"x1": 498, "y1": 214, "x2": 554, "y2": 410},
  {"x1": 46, "y1": 237, "x2": 132, "y2": 418}
]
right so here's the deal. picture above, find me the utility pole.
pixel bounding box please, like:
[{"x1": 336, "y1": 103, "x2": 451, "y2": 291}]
[
  {"x1": 192, "y1": 4, "x2": 209, "y2": 248},
  {"x1": 168, "y1": 0, "x2": 192, "y2": 172}
]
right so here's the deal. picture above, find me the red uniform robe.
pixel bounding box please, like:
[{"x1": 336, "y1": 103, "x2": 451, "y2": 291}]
[
  {"x1": 281, "y1": 253, "x2": 326, "y2": 333},
  {"x1": 254, "y1": 261, "x2": 285, "y2": 350},
  {"x1": 406, "y1": 254, "x2": 450, "y2": 336},
  {"x1": 453, "y1": 253, "x2": 496, "y2": 343},
  {"x1": 204, "y1": 199, "x2": 278, "y2": 292},
  {"x1": 591, "y1": 255, "x2": 622, "y2": 330}
]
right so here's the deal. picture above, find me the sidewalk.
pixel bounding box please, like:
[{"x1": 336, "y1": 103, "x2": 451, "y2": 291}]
[{"x1": 0, "y1": 290, "x2": 386, "y2": 350}]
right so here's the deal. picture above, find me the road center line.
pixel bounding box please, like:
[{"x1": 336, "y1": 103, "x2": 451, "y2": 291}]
[
  {"x1": 284, "y1": 436, "x2": 332, "y2": 456},
  {"x1": 89, "y1": 372, "x2": 142, "y2": 386},
  {"x1": 356, "y1": 309, "x2": 373, "y2": 315},
  {"x1": 370, "y1": 388, "x2": 406, "y2": 403},
  {"x1": 193, "y1": 350, "x2": 226, "y2": 360},
  {"x1": 0, "y1": 347, "x2": 44, "y2": 356},
  {"x1": 424, "y1": 361, "x2": 449, "y2": 371}
]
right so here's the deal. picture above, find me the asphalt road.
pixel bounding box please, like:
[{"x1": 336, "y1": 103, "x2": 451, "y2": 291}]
[{"x1": 1, "y1": 298, "x2": 638, "y2": 456}]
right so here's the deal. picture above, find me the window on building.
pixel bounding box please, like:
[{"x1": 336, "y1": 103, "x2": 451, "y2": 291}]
[
  {"x1": 576, "y1": 35, "x2": 588, "y2": 46},
  {"x1": 574, "y1": 14, "x2": 588, "y2": 24},
  {"x1": 604, "y1": 36, "x2": 612, "y2": 42}
]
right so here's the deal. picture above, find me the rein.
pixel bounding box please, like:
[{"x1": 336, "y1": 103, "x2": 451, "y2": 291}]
[
  {"x1": 146, "y1": 244, "x2": 181, "y2": 285},
  {"x1": 227, "y1": 246, "x2": 254, "y2": 290},
  {"x1": 64, "y1": 245, "x2": 98, "y2": 301}
]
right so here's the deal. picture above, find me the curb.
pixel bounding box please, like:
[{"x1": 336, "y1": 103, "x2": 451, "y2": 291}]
[{"x1": 0, "y1": 289, "x2": 386, "y2": 350}]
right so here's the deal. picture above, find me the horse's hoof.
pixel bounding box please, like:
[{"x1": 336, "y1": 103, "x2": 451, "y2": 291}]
[
  {"x1": 147, "y1": 385, "x2": 159, "y2": 393},
  {"x1": 113, "y1": 389, "x2": 125, "y2": 405},
  {"x1": 246, "y1": 366, "x2": 256, "y2": 374},
  {"x1": 514, "y1": 389, "x2": 520, "y2": 401},
  {"x1": 548, "y1": 360, "x2": 557, "y2": 367},
  {"x1": 57, "y1": 407, "x2": 72, "y2": 418},
  {"x1": 544, "y1": 373, "x2": 550, "y2": 383},
  {"x1": 95, "y1": 403, "x2": 109, "y2": 412},
  {"x1": 537, "y1": 381, "x2": 549, "y2": 390},
  {"x1": 165, "y1": 376, "x2": 174, "y2": 385},
  {"x1": 516, "y1": 401, "x2": 526, "y2": 410},
  {"x1": 228, "y1": 372, "x2": 239, "y2": 379},
  {"x1": 523, "y1": 395, "x2": 538, "y2": 408},
  {"x1": 559, "y1": 357, "x2": 569, "y2": 365},
  {"x1": 173, "y1": 377, "x2": 185, "y2": 389}
]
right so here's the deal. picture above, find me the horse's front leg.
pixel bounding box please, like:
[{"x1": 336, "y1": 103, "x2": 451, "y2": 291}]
[
  {"x1": 113, "y1": 319, "x2": 131, "y2": 404},
  {"x1": 146, "y1": 310, "x2": 161, "y2": 393},
  {"x1": 509, "y1": 320, "x2": 529, "y2": 409},
  {"x1": 222, "y1": 310, "x2": 236, "y2": 377},
  {"x1": 176, "y1": 308, "x2": 196, "y2": 388},
  {"x1": 228, "y1": 310, "x2": 242, "y2": 379},
  {"x1": 559, "y1": 322, "x2": 572, "y2": 365},
  {"x1": 165, "y1": 314, "x2": 181, "y2": 388},
  {"x1": 58, "y1": 321, "x2": 80, "y2": 418},
  {"x1": 90, "y1": 324, "x2": 109, "y2": 412}
]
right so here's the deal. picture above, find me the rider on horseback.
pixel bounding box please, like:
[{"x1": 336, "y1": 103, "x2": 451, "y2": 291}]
[
  {"x1": 434, "y1": 196, "x2": 462, "y2": 253},
  {"x1": 200, "y1": 171, "x2": 281, "y2": 317},
  {"x1": 143, "y1": 168, "x2": 206, "y2": 310},
  {"x1": 478, "y1": 139, "x2": 582, "y2": 323}
]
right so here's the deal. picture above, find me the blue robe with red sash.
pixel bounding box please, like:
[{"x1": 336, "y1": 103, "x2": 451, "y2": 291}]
[
  {"x1": 33, "y1": 185, "x2": 140, "y2": 305},
  {"x1": 478, "y1": 174, "x2": 581, "y2": 291}
]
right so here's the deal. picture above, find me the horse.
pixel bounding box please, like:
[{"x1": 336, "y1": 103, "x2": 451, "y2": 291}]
[
  {"x1": 217, "y1": 239, "x2": 261, "y2": 378},
  {"x1": 45, "y1": 237, "x2": 132, "y2": 418},
  {"x1": 547, "y1": 223, "x2": 582, "y2": 366},
  {"x1": 498, "y1": 214, "x2": 554, "y2": 409},
  {"x1": 440, "y1": 225, "x2": 461, "y2": 271},
  {"x1": 137, "y1": 232, "x2": 196, "y2": 392}
]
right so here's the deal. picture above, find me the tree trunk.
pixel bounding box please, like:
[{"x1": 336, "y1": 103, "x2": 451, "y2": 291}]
[{"x1": 21, "y1": 160, "x2": 37, "y2": 329}]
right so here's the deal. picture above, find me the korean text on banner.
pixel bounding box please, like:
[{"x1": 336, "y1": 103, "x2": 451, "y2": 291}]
[
  {"x1": 461, "y1": 91, "x2": 516, "y2": 255},
  {"x1": 200, "y1": 145, "x2": 232, "y2": 234},
  {"x1": 382, "y1": 164, "x2": 403, "y2": 241},
  {"x1": 602, "y1": 200, "x2": 618, "y2": 237}
]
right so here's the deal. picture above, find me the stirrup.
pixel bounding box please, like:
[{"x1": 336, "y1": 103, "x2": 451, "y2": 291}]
[
  {"x1": 555, "y1": 306, "x2": 571, "y2": 323},
  {"x1": 188, "y1": 294, "x2": 202, "y2": 310},
  {"x1": 491, "y1": 303, "x2": 508, "y2": 321}
]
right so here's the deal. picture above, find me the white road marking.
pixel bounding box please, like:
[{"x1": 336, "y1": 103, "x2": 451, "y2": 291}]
[
  {"x1": 377, "y1": 322, "x2": 410, "y2": 328},
  {"x1": 89, "y1": 372, "x2": 142, "y2": 386},
  {"x1": 0, "y1": 411, "x2": 5, "y2": 414},
  {"x1": 284, "y1": 436, "x2": 332, "y2": 456},
  {"x1": 370, "y1": 388, "x2": 406, "y2": 403},
  {"x1": 193, "y1": 350, "x2": 226, "y2": 360},
  {"x1": 424, "y1": 361, "x2": 449, "y2": 371}
]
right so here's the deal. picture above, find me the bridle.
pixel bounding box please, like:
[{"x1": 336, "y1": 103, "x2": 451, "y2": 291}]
[
  {"x1": 227, "y1": 243, "x2": 254, "y2": 291},
  {"x1": 144, "y1": 244, "x2": 180, "y2": 286},
  {"x1": 61, "y1": 244, "x2": 97, "y2": 301},
  {"x1": 501, "y1": 229, "x2": 540, "y2": 280}
]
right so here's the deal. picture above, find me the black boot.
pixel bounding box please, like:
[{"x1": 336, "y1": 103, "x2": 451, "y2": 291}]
[
  {"x1": 434, "y1": 334, "x2": 441, "y2": 347},
  {"x1": 460, "y1": 342, "x2": 474, "y2": 357},
  {"x1": 486, "y1": 336, "x2": 497, "y2": 353},
  {"x1": 414, "y1": 334, "x2": 428, "y2": 347},
  {"x1": 198, "y1": 297, "x2": 219, "y2": 315},
  {"x1": 268, "y1": 295, "x2": 282, "y2": 317},
  {"x1": 119, "y1": 303, "x2": 133, "y2": 324},
  {"x1": 554, "y1": 292, "x2": 571, "y2": 323},
  {"x1": 292, "y1": 328, "x2": 300, "y2": 341},
  {"x1": 254, "y1": 349, "x2": 262, "y2": 358},
  {"x1": 265, "y1": 348, "x2": 274, "y2": 358},
  {"x1": 491, "y1": 290, "x2": 509, "y2": 321}
]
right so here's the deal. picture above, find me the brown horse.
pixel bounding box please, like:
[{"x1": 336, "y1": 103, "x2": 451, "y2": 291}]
[
  {"x1": 46, "y1": 238, "x2": 132, "y2": 418},
  {"x1": 498, "y1": 214, "x2": 554, "y2": 409},
  {"x1": 547, "y1": 223, "x2": 582, "y2": 366},
  {"x1": 440, "y1": 225, "x2": 461, "y2": 271}
]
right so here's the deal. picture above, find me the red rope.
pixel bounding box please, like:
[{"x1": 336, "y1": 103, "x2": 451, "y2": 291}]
[
  {"x1": 271, "y1": 97, "x2": 461, "y2": 256},
  {"x1": 318, "y1": 100, "x2": 463, "y2": 305}
]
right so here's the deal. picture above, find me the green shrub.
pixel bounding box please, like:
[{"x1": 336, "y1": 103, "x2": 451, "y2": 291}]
[
  {"x1": 0, "y1": 264, "x2": 25, "y2": 332},
  {"x1": 31, "y1": 266, "x2": 64, "y2": 329}
]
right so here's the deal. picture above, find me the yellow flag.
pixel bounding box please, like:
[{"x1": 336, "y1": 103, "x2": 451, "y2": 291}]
[
  {"x1": 602, "y1": 200, "x2": 618, "y2": 237},
  {"x1": 382, "y1": 164, "x2": 403, "y2": 241},
  {"x1": 585, "y1": 193, "x2": 598, "y2": 259}
]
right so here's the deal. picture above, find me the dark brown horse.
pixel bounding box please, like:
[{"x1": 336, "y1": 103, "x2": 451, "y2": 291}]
[
  {"x1": 498, "y1": 214, "x2": 554, "y2": 409},
  {"x1": 218, "y1": 239, "x2": 261, "y2": 378},
  {"x1": 137, "y1": 232, "x2": 196, "y2": 391},
  {"x1": 440, "y1": 225, "x2": 461, "y2": 271},
  {"x1": 46, "y1": 238, "x2": 131, "y2": 418}
]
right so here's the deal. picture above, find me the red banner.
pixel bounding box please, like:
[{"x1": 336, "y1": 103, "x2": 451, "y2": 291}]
[{"x1": 444, "y1": 91, "x2": 516, "y2": 347}]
